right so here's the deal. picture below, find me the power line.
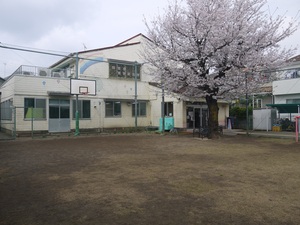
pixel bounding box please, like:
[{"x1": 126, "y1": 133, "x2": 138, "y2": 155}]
[
  {"x1": 0, "y1": 42, "x2": 145, "y2": 65},
  {"x1": 0, "y1": 42, "x2": 71, "y2": 55},
  {"x1": 0, "y1": 43, "x2": 73, "y2": 59}
]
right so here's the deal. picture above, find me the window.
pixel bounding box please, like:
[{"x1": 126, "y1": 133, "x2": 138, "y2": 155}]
[
  {"x1": 72, "y1": 100, "x2": 91, "y2": 119},
  {"x1": 109, "y1": 60, "x2": 141, "y2": 80},
  {"x1": 49, "y1": 99, "x2": 70, "y2": 119},
  {"x1": 24, "y1": 98, "x2": 46, "y2": 119},
  {"x1": 255, "y1": 99, "x2": 262, "y2": 108},
  {"x1": 0, "y1": 99, "x2": 13, "y2": 120},
  {"x1": 132, "y1": 102, "x2": 147, "y2": 117},
  {"x1": 286, "y1": 99, "x2": 300, "y2": 104},
  {"x1": 164, "y1": 102, "x2": 174, "y2": 117},
  {"x1": 105, "y1": 101, "x2": 121, "y2": 117}
]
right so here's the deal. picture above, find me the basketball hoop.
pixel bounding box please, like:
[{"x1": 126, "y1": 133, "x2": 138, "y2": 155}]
[
  {"x1": 80, "y1": 91, "x2": 89, "y2": 95},
  {"x1": 79, "y1": 86, "x2": 89, "y2": 95},
  {"x1": 70, "y1": 79, "x2": 96, "y2": 96}
]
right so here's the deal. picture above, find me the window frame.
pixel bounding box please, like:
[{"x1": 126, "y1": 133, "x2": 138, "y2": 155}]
[
  {"x1": 164, "y1": 102, "x2": 174, "y2": 117},
  {"x1": 132, "y1": 101, "x2": 147, "y2": 117},
  {"x1": 105, "y1": 100, "x2": 122, "y2": 117},
  {"x1": 286, "y1": 99, "x2": 300, "y2": 104},
  {"x1": 24, "y1": 98, "x2": 46, "y2": 120},
  {"x1": 109, "y1": 60, "x2": 141, "y2": 80},
  {"x1": 72, "y1": 100, "x2": 91, "y2": 119}
]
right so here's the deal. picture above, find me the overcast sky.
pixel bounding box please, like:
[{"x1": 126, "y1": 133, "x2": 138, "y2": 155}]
[{"x1": 0, "y1": 0, "x2": 299, "y2": 78}]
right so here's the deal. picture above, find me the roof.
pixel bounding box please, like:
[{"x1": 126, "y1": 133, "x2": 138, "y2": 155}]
[
  {"x1": 286, "y1": 54, "x2": 300, "y2": 63},
  {"x1": 49, "y1": 33, "x2": 150, "y2": 68},
  {"x1": 266, "y1": 104, "x2": 300, "y2": 113}
]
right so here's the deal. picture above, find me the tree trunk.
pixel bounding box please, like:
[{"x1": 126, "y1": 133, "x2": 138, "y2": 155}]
[{"x1": 206, "y1": 95, "x2": 219, "y2": 139}]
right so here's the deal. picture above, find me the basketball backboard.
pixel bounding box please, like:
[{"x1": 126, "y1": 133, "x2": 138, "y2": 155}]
[{"x1": 70, "y1": 79, "x2": 96, "y2": 96}]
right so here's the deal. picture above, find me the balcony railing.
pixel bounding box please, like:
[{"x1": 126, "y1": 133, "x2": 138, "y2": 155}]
[
  {"x1": 12, "y1": 65, "x2": 73, "y2": 78},
  {"x1": 276, "y1": 68, "x2": 300, "y2": 80}
]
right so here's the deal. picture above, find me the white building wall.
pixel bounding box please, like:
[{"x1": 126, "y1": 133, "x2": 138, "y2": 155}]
[
  {"x1": 273, "y1": 78, "x2": 300, "y2": 96},
  {"x1": 217, "y1": 103, "x2": 227, "y2": 127},
  {"x1": 274, "y1": 94, "x2": 300, "y2": 104},
  {"x1": 13, "y1": 95, "x2": 48, "y2": 132},
  {"x1": 13, "y1": 75, "x2": 71, "y2": 96},
  {"x1": 149, "y1": 90, "x2": 229, "y2": 129},
  {"x1": 273, "y1": 78, "x2": 300, "y2": 104},
  {"x1": 174, "y1": 101, "x2": 185, "y2": 128},
  {"x1": 271, "y1": 78, "x2": 300, "y2": 120},
  {"x1": 79, "y1": 44, "x2": 154, "y2": 82},
  {"x1": 0, "y1": 76, "x2": 16, "y2": 101},
  {"x1": 94, "y1": 79, "x2": 151, "y2": 100}
]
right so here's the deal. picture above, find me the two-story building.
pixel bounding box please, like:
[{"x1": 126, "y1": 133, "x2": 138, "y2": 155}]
[
  {"x1": 0, "y1": 34, "x2": 229, "y2": 137},
  {"x1": 266, "y1": 55, "x2": 300, "y2": 121}
]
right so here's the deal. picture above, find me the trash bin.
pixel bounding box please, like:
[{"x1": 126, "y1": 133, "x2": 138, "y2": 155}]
[{"x1": 159, "y1": 117, "x2": 174, "y2": 131}]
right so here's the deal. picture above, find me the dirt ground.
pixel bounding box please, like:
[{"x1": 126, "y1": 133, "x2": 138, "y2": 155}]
[{"x1": 0, "y1": 133, "x2": 300, "y2": 225}]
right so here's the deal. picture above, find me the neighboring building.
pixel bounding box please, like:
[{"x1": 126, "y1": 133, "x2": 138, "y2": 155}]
[
  {"x1": 251, "y1": 55, "x2": 300, "y2": 131},
  {"x1": 251, "y1": 82, "x2": 273, "y2": 109},
  {"x1": 268, "y1": 77, "x2": 300, "y2": 120},
  {"x1": 0, "y1": 34, "x2": 229, "y2": 136},
  {"x1": 266, "y1": 55, "x2": 300, "y2": 121}
]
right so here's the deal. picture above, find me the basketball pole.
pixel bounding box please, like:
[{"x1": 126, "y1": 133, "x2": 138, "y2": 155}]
[
  {"x1": 75, "y1": 52, "x2": 80, "y2": 136},
  {"x1": 134, "y1": 62, "x2": 138, "y2": 131}
]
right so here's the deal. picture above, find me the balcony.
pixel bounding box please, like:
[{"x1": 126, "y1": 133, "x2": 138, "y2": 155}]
[{"x1": 12, "y1": 65, "x2": 73, "y2": 78}]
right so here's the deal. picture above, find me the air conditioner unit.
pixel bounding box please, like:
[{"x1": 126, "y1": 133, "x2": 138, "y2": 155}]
[
  {"x1": 22, "y1": 71, "x2": 32, "y2": 76},
  {"x1": 52, "y1": 72, "x2": 61, "y2": 78},
  {"x1": 38, "y1": 68, "x2": 49, "y2": 77}
]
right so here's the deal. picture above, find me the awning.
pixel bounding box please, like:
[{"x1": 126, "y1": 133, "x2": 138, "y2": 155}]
[
  {"x1": 103, "y1": 98, "x2": 149, "y2": 102},
  {"x1": 266, "y1": 104, "x2": 300, "y2": 113},
  {"x1": 47, "y1": 91, "x2": 71, "y2": 96}
]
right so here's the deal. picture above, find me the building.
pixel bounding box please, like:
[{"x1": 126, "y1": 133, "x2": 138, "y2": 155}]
[
  {"x1": 266, "y1": 55, "x2": 300, "y2": 121},
  {"x1": 0, "y1": 34, "x2": 229, "y2": 136},
  {"x1": 251, "y1": 55, "x2": 300, "y2": 131}
]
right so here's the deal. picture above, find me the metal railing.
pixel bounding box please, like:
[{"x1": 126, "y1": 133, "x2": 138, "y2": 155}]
[{"x1": 12, "y1": 65, "x2": 73, "y2": 78}]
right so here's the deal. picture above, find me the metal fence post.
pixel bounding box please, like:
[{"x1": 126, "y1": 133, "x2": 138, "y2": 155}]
[{"x1": 13, "y1": 106, "x2": 16, "y2": 139}]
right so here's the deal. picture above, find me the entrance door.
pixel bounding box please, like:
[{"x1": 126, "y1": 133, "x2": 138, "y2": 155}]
[
  {"x1": 200, "y1": 108, "x2": 209, "y2": 128},
  {"x1": 49, "y1": 99, "x2": 70, "y2": 132},
  {"x1": 186, "y1": 106, "x2": 208, "y2": 129}
]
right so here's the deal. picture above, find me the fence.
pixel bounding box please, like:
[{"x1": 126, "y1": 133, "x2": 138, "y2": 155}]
[
  {"x1": 0, "y1": 106, "x2": 16, "y2": 140},
  {"x1": 229, "y1": 116, "x2": 253, "y2": 130}
]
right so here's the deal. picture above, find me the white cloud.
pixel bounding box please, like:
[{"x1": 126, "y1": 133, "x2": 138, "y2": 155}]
[{"x1": 0, "y1": 0, "x2": 299, "y2": 78}]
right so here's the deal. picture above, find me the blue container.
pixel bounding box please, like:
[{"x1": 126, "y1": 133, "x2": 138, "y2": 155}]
[{"x1": 159, "y1": 117, "x2": 174, "y2": 131}]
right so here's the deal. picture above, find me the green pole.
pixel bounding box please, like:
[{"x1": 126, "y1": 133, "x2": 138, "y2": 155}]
[
  {"x1": 161, "y1": 81, "x2": 165, "y2": 133},
  {"x1": 74, "y1": 53, "x2": 80, "y2": 136},
  {"x1": 75, "y1": 94, "x2": 80, "y2": 136},
  {"x1": 134, "y1": 62, "x2": 138, "y2": 131}
]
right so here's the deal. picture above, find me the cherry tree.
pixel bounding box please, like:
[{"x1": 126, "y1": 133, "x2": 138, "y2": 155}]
[{"x1": 143, "y1": 0, "x2": 298, "y2": 138}]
